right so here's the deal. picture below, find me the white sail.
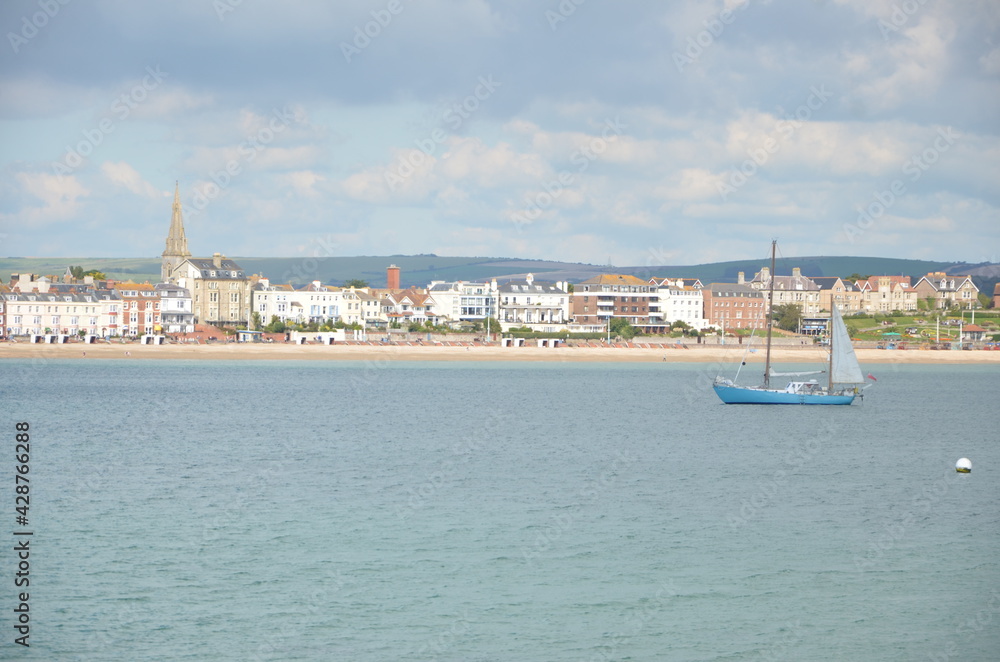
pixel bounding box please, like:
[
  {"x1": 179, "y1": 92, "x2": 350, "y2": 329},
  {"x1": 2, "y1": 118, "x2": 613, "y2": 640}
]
[{"x1": 830, "y1": 305, "x2": 865, "y2": 384}]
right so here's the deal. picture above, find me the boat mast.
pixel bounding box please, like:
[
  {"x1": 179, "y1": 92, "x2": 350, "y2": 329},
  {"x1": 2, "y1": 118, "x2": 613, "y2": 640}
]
[{"x1": 763, "y1": 240, "x2": 776, "y2": 388}]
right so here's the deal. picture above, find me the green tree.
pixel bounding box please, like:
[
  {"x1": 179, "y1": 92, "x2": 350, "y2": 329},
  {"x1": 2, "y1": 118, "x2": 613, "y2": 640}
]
[
  {"x1": 83, "y1": 269, "x2": 107, "y2": 279},
  {"x1": 344, "y1": 279, "x2": 368, "y2": 288},
  {"x1": 978, "y1": 292, "x2": 991, "y2": 308},
  {"x1": 250, "y1": 311, "x2": 262, "y2": 330},
  {"x1": 264, "y1": 315, "x2": 285, "y2": 333},
  {"x1": 773, "y1": 303, "x2": 802, "y2": 332},
  {"x1": 609, "y1": 317, "x2": 637, "y2": 340},
  {"x1": 70, "y1": 265, "x2": 85, "y2": 279}
]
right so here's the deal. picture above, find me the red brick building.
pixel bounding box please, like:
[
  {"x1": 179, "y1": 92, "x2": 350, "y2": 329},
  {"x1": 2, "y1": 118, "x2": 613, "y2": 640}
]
[
  {"x1": 571, "y1": 274, "x2": 656, "y2": 326},
  {"x1": 113, "y1": 282, "x2": 161, "y2": 336},
  {"x1": 703, "y1": 283, "x2": 767, "y2": 330}
]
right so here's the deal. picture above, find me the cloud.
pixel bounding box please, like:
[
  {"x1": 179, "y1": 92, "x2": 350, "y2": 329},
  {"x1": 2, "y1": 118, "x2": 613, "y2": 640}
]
[
  {"x1": 101, "y1": 162, "x2": 163, "y2": 198},
  {"x1": 5, "y1": 173, "x2": 89, "y2": 227}
]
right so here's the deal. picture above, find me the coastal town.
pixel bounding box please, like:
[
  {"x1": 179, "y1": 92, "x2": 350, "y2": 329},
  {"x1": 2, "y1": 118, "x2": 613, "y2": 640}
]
[{"x1": 2, "y1": 185, "x2": 997, "y2": 346}]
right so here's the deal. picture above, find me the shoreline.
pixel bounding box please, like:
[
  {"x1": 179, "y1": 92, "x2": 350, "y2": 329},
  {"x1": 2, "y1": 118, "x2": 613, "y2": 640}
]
[{"x1": 2, "y1": 342, "x2": 998, "y2": 364}]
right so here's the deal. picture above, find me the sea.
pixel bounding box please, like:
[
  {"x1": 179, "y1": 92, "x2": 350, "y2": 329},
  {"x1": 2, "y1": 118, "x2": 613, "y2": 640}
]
[{"x1": 2, "y1": 359, "x2": 998, "y2": 661}]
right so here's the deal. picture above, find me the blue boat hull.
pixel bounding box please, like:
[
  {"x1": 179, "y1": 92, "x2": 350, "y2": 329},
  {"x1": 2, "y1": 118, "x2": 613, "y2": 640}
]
[{"x1": 713, "y1": 384, "x2": 856, "y2": 405}]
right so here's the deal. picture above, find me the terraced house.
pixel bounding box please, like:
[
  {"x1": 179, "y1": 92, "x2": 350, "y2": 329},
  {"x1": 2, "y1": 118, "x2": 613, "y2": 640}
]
[
  {"x1": 254, "y1": 279, "x2": 343, "y2": 326},
  {"x1": 856, "y1": 276, "x2": 919, "y2": 312},
  {"x1": 3, "y1": 276, "x2": 122, "y2": 337},
  {"x1": 114, "y1": 282, "x2": 160, "y2": 336},
  {"x1": 744, "y1": 267, "x2": 822, "y2": 316},
  {"x1": 912, "y1": 272, "x2": 980, "y2": 310}
]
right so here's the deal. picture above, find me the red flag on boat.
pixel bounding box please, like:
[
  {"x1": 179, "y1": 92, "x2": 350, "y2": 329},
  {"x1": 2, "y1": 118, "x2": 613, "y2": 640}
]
[{"x1": 867, "y1": 373, "x2": 877, "y2": 381}]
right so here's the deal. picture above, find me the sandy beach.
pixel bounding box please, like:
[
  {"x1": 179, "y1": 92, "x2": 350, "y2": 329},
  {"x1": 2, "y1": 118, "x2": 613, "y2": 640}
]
[{"x1": 2, "y1": 341, "x2": 998, "y2": 364}]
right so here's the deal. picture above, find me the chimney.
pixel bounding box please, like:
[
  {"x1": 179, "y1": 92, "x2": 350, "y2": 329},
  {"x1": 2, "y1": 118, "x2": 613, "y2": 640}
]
[
  {"x1": 737, "y1": 271, "x2": 745, "y2": 285},
  {"x1": 260, "y1": 278, "x2": 270, "y2": 288},
  {"x1": 213, "y1": 253, "x2": 222, "y2": 268},
  {"x1": 792, "y1": 267, "x2": 801, "y2": 278},
  {"x1": 386, "y1": 264, "x2": 400, "y2": 290}
]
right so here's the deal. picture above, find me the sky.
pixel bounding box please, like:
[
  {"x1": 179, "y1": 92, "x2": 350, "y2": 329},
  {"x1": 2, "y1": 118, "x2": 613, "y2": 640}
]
[{"x1": 1, "y1": 0, "x2": 998, "y2": 268}]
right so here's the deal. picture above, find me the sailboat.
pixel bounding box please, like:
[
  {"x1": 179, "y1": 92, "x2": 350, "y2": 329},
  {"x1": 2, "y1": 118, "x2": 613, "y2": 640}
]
[{"x1": 712, "y1": 242, "x2": 866, "y2": 405}]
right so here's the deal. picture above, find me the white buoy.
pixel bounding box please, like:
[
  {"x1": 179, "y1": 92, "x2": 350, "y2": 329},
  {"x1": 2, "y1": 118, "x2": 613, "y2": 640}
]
[{"x1": 956, "y1": 458, "x2": 972, "y2": 473}]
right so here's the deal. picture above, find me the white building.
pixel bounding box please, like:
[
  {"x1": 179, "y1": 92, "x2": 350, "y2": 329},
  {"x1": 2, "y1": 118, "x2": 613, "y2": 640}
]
[
  {"x1": 3, "y1": 281, "x2": 122, "y2": 338},
  {"x1": 155, "y1": 283, "x2": 194, "y2": 333},
  {"x1": 649, "y1": 277, "x2": 707, "y2": 329},
  {"x1": 253, "y1": 279, "x2": 343, "y2": 326},
  {"x1": 340, "y1": 287, "x2": 382, "y2": 327},
  {"x1": 496, "y1": 274, "x2": 570, "y2": 330},
  {"x1": 427, "y1": 280, "x2": 497, "y2": 326},
  {"x1": 382, "y1": 288, "x2": 441, "y2": 327}
]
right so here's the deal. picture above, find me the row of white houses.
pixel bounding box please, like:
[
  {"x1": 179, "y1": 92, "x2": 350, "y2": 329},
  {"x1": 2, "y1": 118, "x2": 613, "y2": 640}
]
[{"x1": 2, "y1": 264, "x2": 983, "y2": 338}]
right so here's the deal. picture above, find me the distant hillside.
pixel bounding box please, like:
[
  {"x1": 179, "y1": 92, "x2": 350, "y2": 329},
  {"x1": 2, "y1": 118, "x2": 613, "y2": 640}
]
[{"x1": 2, "y1": 255, "x2": 994, "y2": 291}]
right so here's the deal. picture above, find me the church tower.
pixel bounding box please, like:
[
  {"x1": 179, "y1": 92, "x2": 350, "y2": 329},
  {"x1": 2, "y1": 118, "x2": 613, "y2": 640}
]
[{"x1": 161, "y1": 182, "x2": 191, "y2": 283}]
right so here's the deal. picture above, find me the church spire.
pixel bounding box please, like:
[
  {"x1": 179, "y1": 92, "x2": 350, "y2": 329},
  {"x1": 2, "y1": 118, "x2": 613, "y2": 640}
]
[
  {"x1": 163, "y1": 181, "x2": 191, "y2": 259},
  {"x1": 161, "y1": 182, "x2": 191, "y2": 283}
]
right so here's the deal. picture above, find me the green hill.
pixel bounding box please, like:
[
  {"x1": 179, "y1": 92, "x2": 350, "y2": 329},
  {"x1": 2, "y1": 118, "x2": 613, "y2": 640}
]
[{"x1": 0, "y1": 254, "x2": 986, "y2": 289}]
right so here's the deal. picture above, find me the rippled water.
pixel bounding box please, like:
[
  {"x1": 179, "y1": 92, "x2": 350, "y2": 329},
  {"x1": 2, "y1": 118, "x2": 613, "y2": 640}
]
[{"x1": 3, "y1": 360, "x2": 999, "y2": 660}]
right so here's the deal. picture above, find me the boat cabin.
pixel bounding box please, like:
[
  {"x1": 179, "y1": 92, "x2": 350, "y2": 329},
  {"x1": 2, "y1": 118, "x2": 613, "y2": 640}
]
[{"x1": 785, "y1": 380, "x2": 823, "y2": 394}]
